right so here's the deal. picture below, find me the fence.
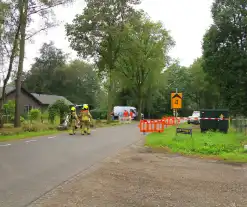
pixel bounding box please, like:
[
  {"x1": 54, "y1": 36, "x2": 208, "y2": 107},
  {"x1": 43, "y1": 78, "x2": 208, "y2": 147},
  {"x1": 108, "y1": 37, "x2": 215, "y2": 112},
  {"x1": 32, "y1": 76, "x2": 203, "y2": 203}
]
[
  {"x1": 138, "y1": 117, "x2": 180, "y2": 134},
  {"x1": 231, "y1": 118, "x2": 247, "y2": 134},
  {"x1": 1, "y1": 114, "x2": 12, "y2": 124}
]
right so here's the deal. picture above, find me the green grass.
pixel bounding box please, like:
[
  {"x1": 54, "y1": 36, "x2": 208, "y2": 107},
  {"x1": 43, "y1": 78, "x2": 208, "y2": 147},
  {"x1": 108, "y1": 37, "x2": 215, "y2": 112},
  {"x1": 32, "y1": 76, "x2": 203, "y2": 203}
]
[
  {"x1": 0, "y1": 119, "x2": 123, "y2": 142},
  {"x1": 145, "y1": 123, "x2": 247, "y2": 162},
  {"x1": 0, "y1": 130, "x2": 61, "y2": 142}
]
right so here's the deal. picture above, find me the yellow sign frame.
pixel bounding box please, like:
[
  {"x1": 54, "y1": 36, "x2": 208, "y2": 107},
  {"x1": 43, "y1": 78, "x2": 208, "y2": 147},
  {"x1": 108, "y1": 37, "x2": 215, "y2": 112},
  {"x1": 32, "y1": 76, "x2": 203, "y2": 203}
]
[{"x1": 171, "y1": 92, "x2": 183, "y2": 109}]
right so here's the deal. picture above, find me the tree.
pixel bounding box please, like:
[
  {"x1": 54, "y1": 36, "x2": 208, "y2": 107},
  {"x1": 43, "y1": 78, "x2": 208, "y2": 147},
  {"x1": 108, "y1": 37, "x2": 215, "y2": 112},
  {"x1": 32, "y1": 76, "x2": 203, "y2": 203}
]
[
  {"x1": 0, "y1": 1, "x2": 21, "y2": 128},
  {"x1": 60, "y1": 60, "x2": 100, "y2": 107},
  {"x1": 65, "y1": 0, "x2": 141, "y2": 122},
  {"x1": 24, "y1": 43, "x2": 100, "y2": 107},
  {"x1": 49, "y1": 99, "x2": 69, "y2": 124},
  {"x1": 15, "y1": 0, "x2": 28, "y2": 127},
  {"x1": 14, "y1": 0, "x2": 74, "y2": 127},
  {"x1": 116, "y1": 14, "x2": 174, "y2": 119},
  {"x1": 202, "y1": 0, "x2": 247, "y2": 115},
  {"x1": 24, "y1": 41, "x2": 67, "y2": 93},
  {"x1": 187, "y1": 58, "x2": 220, "y2": 110}
]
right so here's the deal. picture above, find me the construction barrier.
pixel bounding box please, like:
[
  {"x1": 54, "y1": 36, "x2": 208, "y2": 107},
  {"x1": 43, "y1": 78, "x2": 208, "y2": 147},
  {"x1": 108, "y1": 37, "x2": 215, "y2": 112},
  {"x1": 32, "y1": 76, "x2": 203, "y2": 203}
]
[
  {"x1": 139, "y1": 119, "x2": 165, "y2": 133},
  {"x1": 162, "y1": 116, "x2": 180, "y2": 125},
  {"x1": 138, "y1": 117, "x2": 182, "y2": 134},
  {"x1": 178, "y1": 117, "x2": 229, "y2": 121}
]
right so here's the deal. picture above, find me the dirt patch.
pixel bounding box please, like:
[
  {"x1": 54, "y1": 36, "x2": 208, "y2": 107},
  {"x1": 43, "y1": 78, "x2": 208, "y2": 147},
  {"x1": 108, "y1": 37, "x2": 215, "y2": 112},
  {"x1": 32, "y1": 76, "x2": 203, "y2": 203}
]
[{"x1": 30, "y1": 140, "x2": 247, "y2": 207}]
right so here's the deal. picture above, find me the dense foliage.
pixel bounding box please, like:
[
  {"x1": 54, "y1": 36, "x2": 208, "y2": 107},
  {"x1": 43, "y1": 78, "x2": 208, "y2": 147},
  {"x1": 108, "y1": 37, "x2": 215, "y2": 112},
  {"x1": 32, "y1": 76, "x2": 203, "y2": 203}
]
[
  {"x1": 1, "y1": 0, "x2": 246, "y2": 127},
  {"x1": 202, "y1": 0, "x2": 247, "y2": 116}
]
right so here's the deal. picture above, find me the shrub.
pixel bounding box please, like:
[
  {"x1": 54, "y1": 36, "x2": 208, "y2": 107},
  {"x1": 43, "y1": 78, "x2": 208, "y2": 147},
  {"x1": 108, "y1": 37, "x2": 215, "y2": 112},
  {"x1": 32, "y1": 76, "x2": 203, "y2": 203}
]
[
  {"x1": 22, "y1": 122, "x2": 57, "y2": 132},
  {"x1": 3, "y1": 100, "x2": 15, "y2": 116},
  {"x1": 90, "y1": 109, "x2": 107, "y2": 120},
  {"x1": 0, "y1": 127, "x2": 23, "y2": 136},
  {"x1": 48, "y1": 99, "x2": 70, "y2": 124},
  {"x1": 30, "y1": 109, "x2": 41, "y2": 122},
  {"x1": 48, "y1": 105, "x2": 57, "y2": 124},
  {"x1": 10, "y1": 116, "x2": 25, "y2": 123}
]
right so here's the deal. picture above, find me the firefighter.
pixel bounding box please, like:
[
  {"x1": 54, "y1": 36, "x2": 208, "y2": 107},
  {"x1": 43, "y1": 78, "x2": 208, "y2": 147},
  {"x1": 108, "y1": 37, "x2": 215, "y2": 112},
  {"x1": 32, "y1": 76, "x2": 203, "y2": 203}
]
[
  {"x1": 80, "y1": 104, "x2": 93, "y2": 135},
  {"x1": 69, "y1": 106, "x2": 79, "y2": 135}
]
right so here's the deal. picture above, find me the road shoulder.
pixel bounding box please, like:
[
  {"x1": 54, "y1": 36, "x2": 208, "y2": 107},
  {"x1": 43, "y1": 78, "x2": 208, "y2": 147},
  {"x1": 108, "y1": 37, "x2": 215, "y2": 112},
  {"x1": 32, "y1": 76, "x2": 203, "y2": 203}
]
[{"x1": 29, "y1": 138, "x2": 247, "y2": 207}]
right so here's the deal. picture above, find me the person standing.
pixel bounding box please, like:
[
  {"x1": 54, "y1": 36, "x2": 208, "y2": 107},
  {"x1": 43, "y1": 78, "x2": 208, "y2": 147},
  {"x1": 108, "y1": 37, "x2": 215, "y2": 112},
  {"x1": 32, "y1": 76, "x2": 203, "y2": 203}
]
[
  {"x1": 69, "y1": 106, "x2": 79, "y2": 135},
  {"x1": 129, "y1": 110, "x2": 134, "y2": 123},
  {"x1": 80, "y1": 104, "x2": 93, "y2": 135}
]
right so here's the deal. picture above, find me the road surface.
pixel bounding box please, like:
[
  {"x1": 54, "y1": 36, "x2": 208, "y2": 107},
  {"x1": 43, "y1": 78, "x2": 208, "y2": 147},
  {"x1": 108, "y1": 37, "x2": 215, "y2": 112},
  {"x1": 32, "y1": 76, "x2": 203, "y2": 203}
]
[{"x1": 0, "y1": 124, "x2": 140, "y2": 207}]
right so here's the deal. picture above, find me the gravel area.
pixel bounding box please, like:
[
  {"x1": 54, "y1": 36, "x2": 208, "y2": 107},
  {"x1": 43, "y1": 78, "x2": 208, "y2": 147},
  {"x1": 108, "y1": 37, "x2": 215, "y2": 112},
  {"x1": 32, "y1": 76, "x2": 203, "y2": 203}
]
[{"x1": 29, "y1": 140, "x2": 247, "y2": 207}]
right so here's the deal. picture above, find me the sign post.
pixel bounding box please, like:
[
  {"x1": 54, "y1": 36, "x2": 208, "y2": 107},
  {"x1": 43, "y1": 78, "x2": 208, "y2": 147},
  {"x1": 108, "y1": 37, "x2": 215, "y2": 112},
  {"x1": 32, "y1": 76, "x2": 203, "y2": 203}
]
[{"x1": 171, "y1": 89, "x2": 183, "y2": 128}]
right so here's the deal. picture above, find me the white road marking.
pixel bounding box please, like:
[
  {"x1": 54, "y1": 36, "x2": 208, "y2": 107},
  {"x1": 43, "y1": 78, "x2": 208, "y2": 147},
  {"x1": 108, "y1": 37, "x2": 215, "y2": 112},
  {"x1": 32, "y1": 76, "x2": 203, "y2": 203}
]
[
  {"x1": 0, "y1": 143, "x2": 11, "y2": 147},
  {"x1": 48, "y1": 136, "x2": 56, "y2": 139},
  {"x1": 25, "y1": 139, "x2": 37, "y2": 143}
]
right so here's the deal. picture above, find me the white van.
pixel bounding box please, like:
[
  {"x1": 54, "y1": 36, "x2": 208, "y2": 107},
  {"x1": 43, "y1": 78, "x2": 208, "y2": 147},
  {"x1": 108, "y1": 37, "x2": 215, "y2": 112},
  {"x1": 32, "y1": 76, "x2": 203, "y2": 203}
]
[{"x1": 113, "y1": 106, "x2": 138, "y2": 120}]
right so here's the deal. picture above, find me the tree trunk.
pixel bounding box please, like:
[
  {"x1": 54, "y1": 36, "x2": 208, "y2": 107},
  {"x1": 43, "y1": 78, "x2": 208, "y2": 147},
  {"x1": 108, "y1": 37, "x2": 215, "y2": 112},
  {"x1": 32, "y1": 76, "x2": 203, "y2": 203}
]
[
  {"x1": 137, "y1": 84, "x2": 143, "y2": 120},
  {"x1": 107, "y1": 70, "x2": 113, "y2": 123},
  {"x1": 14, "y1": 0, "x2": 28, "y2": 128},
  {"x1": 0, "y1": 23, "x2": 21, "y2": 128},
  {"x1": 137, "y1": 96, "x2": 143, "y2": 121}
]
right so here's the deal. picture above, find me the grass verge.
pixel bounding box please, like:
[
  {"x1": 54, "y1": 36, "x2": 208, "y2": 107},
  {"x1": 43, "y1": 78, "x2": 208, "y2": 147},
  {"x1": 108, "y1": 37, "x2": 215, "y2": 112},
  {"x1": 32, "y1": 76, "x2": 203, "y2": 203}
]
[
  {"x1": 0, "y1": 130, "x2": 61, "y2": 142},
  {"x1": 0, "y1": 120, "x2": 124, "y2": 142},
  {"x1": 145, "y1": 123, "x2": 247, "y2": 162}
]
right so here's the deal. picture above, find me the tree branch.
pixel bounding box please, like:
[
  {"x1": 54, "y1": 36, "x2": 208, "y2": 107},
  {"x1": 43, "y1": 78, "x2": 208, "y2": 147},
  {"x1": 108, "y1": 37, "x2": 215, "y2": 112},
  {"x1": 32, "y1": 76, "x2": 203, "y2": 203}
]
[
  {"x1": 25, "y1": 25, "x2": 55, "y2": 40},
  {"x1": 27, "y1": 1, "x2": 70, "y2": 16}
]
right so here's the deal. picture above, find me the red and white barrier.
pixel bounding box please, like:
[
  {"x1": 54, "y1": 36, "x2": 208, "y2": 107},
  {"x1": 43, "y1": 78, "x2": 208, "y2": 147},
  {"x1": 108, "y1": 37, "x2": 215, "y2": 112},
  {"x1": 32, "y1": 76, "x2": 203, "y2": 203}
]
[{"x1": 178, "y1": 117, "x2": 229, "y2": 121}]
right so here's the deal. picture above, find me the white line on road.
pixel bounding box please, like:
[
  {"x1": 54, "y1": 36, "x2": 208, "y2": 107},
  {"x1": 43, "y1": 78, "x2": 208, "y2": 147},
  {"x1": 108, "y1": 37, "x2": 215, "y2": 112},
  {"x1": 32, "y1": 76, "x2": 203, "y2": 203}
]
[
  {"x1": 0, "y1": 143, "x2": 11, "y2": 147},
  {"x1": 25, "y1": 139, "x2": 37, "y2": 143},
  {"x1": 48, "y1": 136, "x2": 56, "y2": 139}
]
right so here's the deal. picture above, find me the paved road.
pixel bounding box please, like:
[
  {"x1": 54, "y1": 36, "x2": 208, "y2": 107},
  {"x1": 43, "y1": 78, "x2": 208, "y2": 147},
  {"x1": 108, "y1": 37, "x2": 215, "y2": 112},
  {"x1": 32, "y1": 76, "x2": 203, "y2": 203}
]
[{"x1": 0, "y1": 124, "x2": 140, "y2": 207}]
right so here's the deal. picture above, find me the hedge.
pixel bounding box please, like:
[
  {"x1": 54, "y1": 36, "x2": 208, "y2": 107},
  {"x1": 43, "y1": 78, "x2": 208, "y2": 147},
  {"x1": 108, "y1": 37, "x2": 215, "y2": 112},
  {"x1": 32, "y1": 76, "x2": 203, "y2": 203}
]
[{"x1": 90, "y1": 109, "x2": 108, "y2": 120}]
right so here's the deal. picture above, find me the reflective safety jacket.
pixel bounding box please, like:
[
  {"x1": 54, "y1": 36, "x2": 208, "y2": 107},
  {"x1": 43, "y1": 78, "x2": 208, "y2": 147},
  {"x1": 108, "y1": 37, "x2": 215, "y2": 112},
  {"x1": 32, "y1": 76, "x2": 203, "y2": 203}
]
[
  {"x1": 70, "y1": 111, "x2": 78, "y2": 121},
  {"x1": 80, "y1": 110, "x2": 92, "y2": 121}
]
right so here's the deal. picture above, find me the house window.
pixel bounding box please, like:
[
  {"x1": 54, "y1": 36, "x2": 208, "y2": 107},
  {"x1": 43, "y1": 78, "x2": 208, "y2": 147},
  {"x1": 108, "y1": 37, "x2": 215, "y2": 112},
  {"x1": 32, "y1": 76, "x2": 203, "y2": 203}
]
[{"x1": 24, "y1": 105, "x2": 32, "y2": 113}]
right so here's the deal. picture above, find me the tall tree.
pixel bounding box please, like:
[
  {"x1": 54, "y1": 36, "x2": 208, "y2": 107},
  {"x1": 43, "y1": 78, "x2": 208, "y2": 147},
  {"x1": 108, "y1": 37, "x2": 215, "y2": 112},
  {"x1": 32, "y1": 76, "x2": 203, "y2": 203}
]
[
  {"x1": 65, "y1": 0, "x2": 141, "y2": 122},
  {"x1": 187, "y1": 58, "x2": 220, "y2": 110},
  {"x1": 14, "y1": 0, "x2": 74, "y2": 127},
  {"x1": 116, "y1": 14, "x2": 174, "y2": 119},
  {"x1": 55, "y1": 60, "x2": 100, "y2": 107},
  {"x1": 24, "y1": 44, "x2": 100, "y2": 107},
  {"x1": 24, "y1": 41, "x2": 67, "y2": 93},
  {"x1": 202, "y1": 0, "x2": 247, "y2": 115},
  {"x1": 0, "y1": 1, "x2": 20, "y2": 127},
  {"x1": 15, "y1": 0, "x2": 28, "y2": 127}
]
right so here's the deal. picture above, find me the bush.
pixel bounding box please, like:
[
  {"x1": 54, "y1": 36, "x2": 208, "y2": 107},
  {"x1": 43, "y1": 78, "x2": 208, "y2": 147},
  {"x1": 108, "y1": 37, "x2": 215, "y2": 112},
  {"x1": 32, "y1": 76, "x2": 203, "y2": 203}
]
[
  {"x1": 48, "y1": 99, "x2": 70, "y2": 124},
  {"x1": 0, "y1": 127, "x2": 23, "y2": 136},
  {"x1": 48, "y1": 105, "x2": 57, "y2": 124},
  {"x1": 30, "y1": 109, "x2": 41, "y2": 122},
  {"x1": 22, "y1": 122, "x2": 57, "y2": 132},
  {"x1": 3, "y1": 100, "x2": 15, "y2": 116},
  {"x1": 10, "y1": 115, "x2": 25, "y2": 123},
  {"x1": 90, "y1": 109, "x2": 107, "y2": 119}
]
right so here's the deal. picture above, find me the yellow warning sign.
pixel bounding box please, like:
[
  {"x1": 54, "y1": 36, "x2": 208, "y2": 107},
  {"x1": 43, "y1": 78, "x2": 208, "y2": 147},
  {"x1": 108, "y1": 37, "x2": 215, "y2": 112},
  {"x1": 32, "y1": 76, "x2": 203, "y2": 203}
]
[{"x1": 171, "y1": 93, "x2": 182, "y2": 109}]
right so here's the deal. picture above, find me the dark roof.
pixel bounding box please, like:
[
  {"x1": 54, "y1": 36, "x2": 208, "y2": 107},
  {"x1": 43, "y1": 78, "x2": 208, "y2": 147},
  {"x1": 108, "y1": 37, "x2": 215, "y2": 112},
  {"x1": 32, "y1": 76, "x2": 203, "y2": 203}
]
[
  {"x1": 31, "y1": 93, "x2": 74, "y2": 105},
  {"x1": 0, "y1": 86, "x2": 16, "y2": 98},
  {"x1": 0, "y1": 86, "x2": 73, "y2": 105}
]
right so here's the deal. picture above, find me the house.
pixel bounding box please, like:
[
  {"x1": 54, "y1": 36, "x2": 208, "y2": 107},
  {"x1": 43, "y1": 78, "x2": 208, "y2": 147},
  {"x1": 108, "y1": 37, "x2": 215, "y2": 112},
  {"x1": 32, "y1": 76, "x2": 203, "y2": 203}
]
[{"x1": 0, "y1": 86, "x2": 74, "y2": 114}]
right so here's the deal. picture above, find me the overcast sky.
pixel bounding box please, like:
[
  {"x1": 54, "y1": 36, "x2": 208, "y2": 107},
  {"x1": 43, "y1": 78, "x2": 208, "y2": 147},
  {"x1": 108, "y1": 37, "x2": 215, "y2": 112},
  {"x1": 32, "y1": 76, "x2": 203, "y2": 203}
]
[{"x1": 24, "y1": 0, "x2": 214, "y2": 71}]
